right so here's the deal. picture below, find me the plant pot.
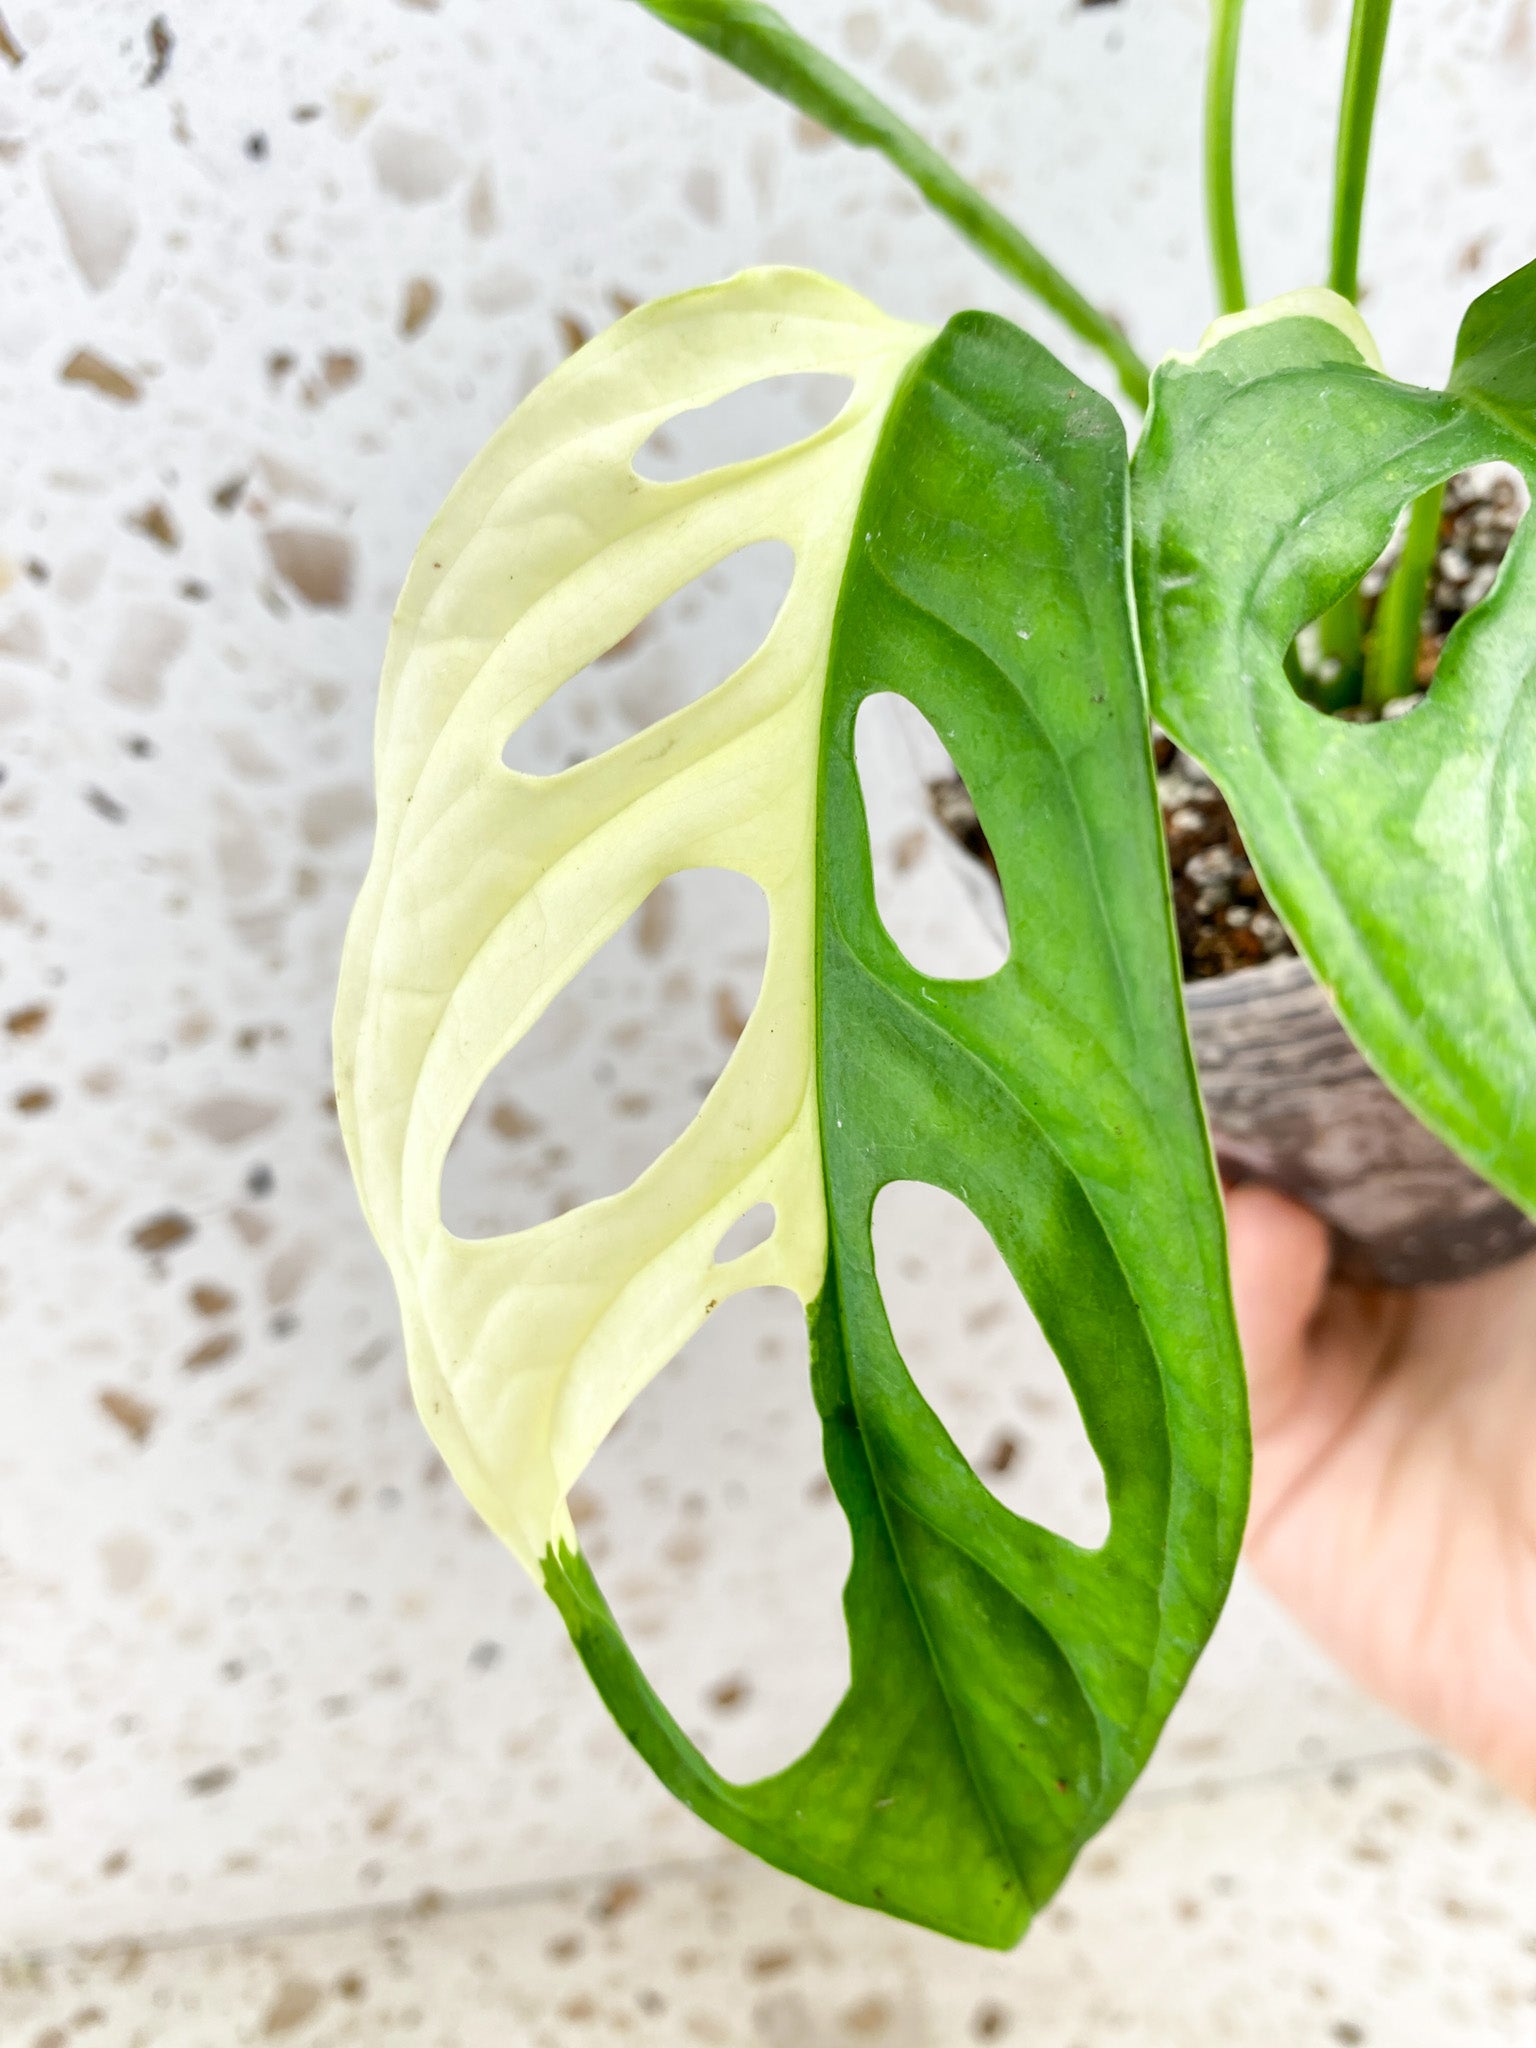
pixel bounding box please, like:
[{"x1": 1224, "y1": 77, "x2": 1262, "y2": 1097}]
[
  {"x1": 1184, "y1": 953, "x2": 1536, "y2": 1288},
  {"x1": 904, "y1": 701, "x2": 1535, "y2": 1293}
]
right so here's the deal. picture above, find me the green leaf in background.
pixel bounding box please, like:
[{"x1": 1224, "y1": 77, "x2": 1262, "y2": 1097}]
[
  {"x1": 629, "y1": 0, "x2": 1152, "y2": 407},
  {"x1": 1132, "y1": 265, "x2": 1536, "y2": 1219},
  {"x1": 1451, "y1": 254, "x2": 1536, "y2": 432},
  {"x1": 337, "y1": 268, "x2": 1246, "y2": 1948}
]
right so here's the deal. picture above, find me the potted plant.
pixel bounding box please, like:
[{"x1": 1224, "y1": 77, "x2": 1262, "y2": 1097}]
[{"x1": 333, "y1": 0, "x2": 1536, "y2": 1949}]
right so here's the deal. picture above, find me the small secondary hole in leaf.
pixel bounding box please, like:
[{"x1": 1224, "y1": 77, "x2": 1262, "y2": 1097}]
[
  {"x1": 503, "y1": 540, "x2": 794, "y2": 776},
  {"x1": 871, "y1": 1181, "x2": 1110, "y2": 1550},
  {"x1": 1285, "y1": 463, "x2": 1528, "y2": 718},
  {"x1": 576, "y1": 1285, "x2": 852, "y2": 1782},
  {"x1": 440, "y1": 868, "x2": 768, "y2": 1240},
  {"x1": 633, "y1": 372, "x2": 853, "y2": 482},
  {"x1": 715, "y1": 1202, "x2": 775, "y2": 1263},
  {"x1": 854, "y1": 694, "x2": 1009, "y2": 979}
]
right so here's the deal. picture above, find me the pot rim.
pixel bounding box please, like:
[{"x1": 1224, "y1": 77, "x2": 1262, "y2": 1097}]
[{"x1": 1181, "y1": 949, "x2": 1313, "y2": 1009}]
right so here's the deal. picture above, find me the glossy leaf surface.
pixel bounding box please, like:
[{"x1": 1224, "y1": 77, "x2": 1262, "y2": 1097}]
[
  {"x1": 1133, "y1": 273, "x2": 1536, "y2": 1217},
  {"x1": 337, "y1": 270, "x2": 1247, "y2": 1947}
]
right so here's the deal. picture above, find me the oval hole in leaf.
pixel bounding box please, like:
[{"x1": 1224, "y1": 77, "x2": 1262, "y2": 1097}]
[
  {"x1": 503, "y1": 540, "x2": 794, "y2": 776},
  {"x1": 633, "y1": 372, "x2": 853, "y2": 482},
  {"x1": 871, "y1": 1180, "x2": 1110, "y2": 1550},
  {"x1": 1285, "y1": 462, "x2": 1529, "y2": 717},
  {"x1": 715, "y1": 1202, "x2": 775, "y2": 1263},
  {"x1": 575, "y1": 1285, "x2": 852, "y2": 1782},
  {"x1": 440, "y1": 868, "x2": 768, "y2": 1240},
  {"x1": 854, "y1": 693, "x2": 1009, "y2": 979}
]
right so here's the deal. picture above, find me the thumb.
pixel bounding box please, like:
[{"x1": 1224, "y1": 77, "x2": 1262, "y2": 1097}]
[{"x1": 1223, "y1": 1182, "x2": 1331, "y2": 1439}]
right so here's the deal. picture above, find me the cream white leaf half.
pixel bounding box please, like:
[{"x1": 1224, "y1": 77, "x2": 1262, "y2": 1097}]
[{"x1": 334, "y1": 269, "x2": 930, "y2": 1573}]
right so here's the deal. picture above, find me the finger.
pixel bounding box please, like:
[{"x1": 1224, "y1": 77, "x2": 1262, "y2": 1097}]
[{"x1": 1223, "y1": 1183, "x2": 1331, "y2": 1437}]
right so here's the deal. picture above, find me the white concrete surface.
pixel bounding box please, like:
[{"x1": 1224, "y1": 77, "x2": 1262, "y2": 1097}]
[
  {"x1": 1, "y1": 0, "x2": 1533, "y2": 2034},
  {"x1": 6, "y1": 1757, "x2": 1535, "y2": 2045}
]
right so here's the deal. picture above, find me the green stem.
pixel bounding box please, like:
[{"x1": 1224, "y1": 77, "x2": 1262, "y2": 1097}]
[
  {"x1": 1363, "y1": 485, "x2": 1444, "y2": 709},
  {"x1": 1288, "y1": 591, "x2": 1363, "y2": 710},
  {"x1": 1329, "y1": 0, "x2": 1395, "y2": 302},
  {"x1": 1314, "y1": 589, "x2": 1366, "y2": 711},
  {"x1": 631, "y1": 0, "x2": 1152, "y2": 408},
  {"x1": 1204, "y1": 0, "x2": 1248, "y2": 314}
]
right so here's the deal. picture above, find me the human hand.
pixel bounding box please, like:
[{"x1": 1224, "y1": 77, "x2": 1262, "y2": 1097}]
[{"x1": 1225, "y1": 1183, "x2": 1536, "y2": 1802}]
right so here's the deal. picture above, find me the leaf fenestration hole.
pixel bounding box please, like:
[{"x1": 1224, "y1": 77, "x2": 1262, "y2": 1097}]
[
  {"x1": 854, "y1": 693, "x2": 1009, "y2": 979},
  {"x1": 440, "y1": 868, "x2": 768, "y2": 1241},
  {"x1": 1285, "y1": 463, "x2": 1528, "y2": 718},
  {"x1": 714, "y1": 1202, "x2": 775, "y2": 1264},
  {"x1": 871, "y1": 1180, "x2": 1110, "y2": 1550},
  {"x1": 575, "y1": 1285, "x2": 852, "y2": 1782},
  {"x1": 503, "y1": 540, "x2": 794, "y2": 776},
  {"x1": 632, "y1": 372, "x2": 853, "y2": 483}
]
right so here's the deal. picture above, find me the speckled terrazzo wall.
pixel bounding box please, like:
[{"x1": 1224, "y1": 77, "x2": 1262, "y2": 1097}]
[{"x1": 2, "y1": 0, "x2": 1535, "y2": 2022}]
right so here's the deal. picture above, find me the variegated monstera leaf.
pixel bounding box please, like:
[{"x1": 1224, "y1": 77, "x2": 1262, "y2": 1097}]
[{"x1": 335, "y1": 269, "x2": 1247, "y2": 1948}]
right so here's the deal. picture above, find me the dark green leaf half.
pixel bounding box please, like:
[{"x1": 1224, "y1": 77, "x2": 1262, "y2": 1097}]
[
  {"x1": 1132, "y1": 273, "x2": 1536, "y2": 1218},
  {"x1": 548, "y1": 312, "x2": 1249, "y2": 1949}
]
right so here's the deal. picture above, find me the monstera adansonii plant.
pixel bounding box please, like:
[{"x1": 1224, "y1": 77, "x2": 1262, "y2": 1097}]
[{"x1": 334, "y1": 0, "x2": 1536, "y2": 1946}]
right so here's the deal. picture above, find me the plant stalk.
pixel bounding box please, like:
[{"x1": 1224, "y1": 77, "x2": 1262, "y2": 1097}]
[
  {"x1": 1363, "y1": 484, "x2": 1444, "y2": 709},
  {"x1": 1204, "y1": 0, "x2": 1248, "y2": 313},
  {"x1": 1313, "y1": 589, "x2": 1367, "y2": 711},
  {"x1": 1329, "y1": 0, "x2": 1395, "y2": 302},
  {"x1": 631, "y1": 0, "x2": 1152, "y2": 407}
]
